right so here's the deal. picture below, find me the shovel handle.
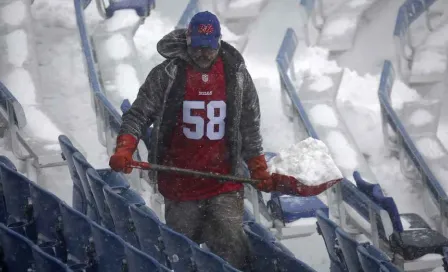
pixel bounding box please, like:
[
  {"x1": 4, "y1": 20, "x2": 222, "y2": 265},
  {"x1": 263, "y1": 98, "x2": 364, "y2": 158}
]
[{"x1": 128, "y1": 161, "x2": 260, "y2": 185}]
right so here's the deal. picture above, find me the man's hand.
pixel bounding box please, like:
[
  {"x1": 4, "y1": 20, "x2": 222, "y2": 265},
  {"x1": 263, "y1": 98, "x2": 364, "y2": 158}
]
[
  {"x1": 109, "y1": 134, "x2": 138, "y2": 174},
  {"x1": 247, "y1": 154, "x2": 275, "y2": 192}
]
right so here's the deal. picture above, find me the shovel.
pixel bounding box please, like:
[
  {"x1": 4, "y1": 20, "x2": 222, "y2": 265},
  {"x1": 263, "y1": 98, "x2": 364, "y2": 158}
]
[{"x1": 128, "y1": 160, "x2": 342, "y2": 196}]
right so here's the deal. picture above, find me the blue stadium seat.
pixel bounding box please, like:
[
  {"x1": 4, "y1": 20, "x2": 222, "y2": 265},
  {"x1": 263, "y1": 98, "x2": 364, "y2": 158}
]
[
  {"x1": 124, "y1": 242, "x2": 171, "y2": 272},
  {"x1": 103, "y1": 186, "x2": 144, "y2": 248},
  {"x1": 0, "y1": 156, "x2": 16, "y2": 224},
  {"x1": 105, "y1": 0, "x2": 155, "y2": 18},
  {"x1": 59, "y1": 201, "x2": 96, "y2": 268},
  {"x1": 244, "y1": 224, "x2": 316, "y2": 271},
  {"x1": 159, "y1": 224, "x2": 196, "y2": 271},
  {"x1": 129, "y1": 204, "x2": 168, "y2": 266},
  {"x1": 86, "y1": 168, "x2": 126, "y2": 231},
  {"x1": 335, "y1": 227, "x2": 363, "y2": 272},
  {"x1": 244, "y1": 221, "x2": 294, "y2": 257},
  {"x1": 0, "y1": 223, "x2": 34, "y2": 271},
  {"x1": 268, "y1": 193, "x2": 328, "y2": 224},
  {"x1": 379, "y1": 261, "x2": 403, "y2": 272},
  {"x1": 315, "y1": 210, "x2": 347, "y2": 272},
  {"x1": 357, "y1": 244, "x2": 390, "y2": 272},
  {"x1": 28, "y1": 182, "x2": 66, "y2": 261},
  {"x1": 58, "y1": 135, "x2": 87, "y2": 213},
  {"x1": 191, "y1": 243, "x2": 238, "y2": 271},
  {"x1": 32, "y1": 243, "x2": 72, "y2": 272},
  {"x1": 90, "y1": 221, "x2": 126, "y2": 271},
  {"x1": 72, "y1": 152, "x2": 100, "y2": 222}
]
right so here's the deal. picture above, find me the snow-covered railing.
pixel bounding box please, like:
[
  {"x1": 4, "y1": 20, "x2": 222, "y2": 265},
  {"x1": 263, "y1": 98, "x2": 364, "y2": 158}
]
[
  {"x1": 74, "y1": 0, "x2": 155, "y2": 193},
  {"x1": 378, "y1": 60, "x2": 448, "y2": 237},
  {"x1": 393, "y1": 0, "x2": 447, "y2": 84},
  {"x1": 0, "y1": 0, "x2": 68, "y2": 182}
]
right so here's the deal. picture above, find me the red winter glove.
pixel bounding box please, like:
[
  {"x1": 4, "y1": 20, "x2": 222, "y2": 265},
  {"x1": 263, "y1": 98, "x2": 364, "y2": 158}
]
[
  {"x1": 109, "y1": 134, "x2": 138, "y2": 174},
  {"x1": 247, "y1": 155, "x2": 275, "y2": 192}
]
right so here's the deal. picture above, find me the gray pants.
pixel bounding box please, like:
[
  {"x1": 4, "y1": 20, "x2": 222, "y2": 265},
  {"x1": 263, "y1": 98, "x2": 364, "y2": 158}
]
[{"x1": 164, "y1": 189, "x2": 250, "y2": 270}]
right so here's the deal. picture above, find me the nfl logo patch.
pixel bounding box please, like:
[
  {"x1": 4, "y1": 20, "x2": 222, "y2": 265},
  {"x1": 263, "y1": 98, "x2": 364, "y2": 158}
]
[{"x1": 202, "y1": 74, "x2": 209, "y2": 83}]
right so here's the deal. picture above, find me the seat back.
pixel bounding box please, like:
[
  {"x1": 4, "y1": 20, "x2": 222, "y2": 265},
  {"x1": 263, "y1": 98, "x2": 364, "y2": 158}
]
[
  {"x1": 59, "y1": 201, "x2": 95, "y2": 266},
  {"x1": 129, "y1": 204, "x2": 167, "y2": 266},
  {"x1": 316, "y1": 210, "x2": 344, "y2": 268},
  {"x1": 72, "y1": 152, "x2": 100, "y2": 222},
  {"x1": 357, "y1": 244, "x2": 389, "y2": 272},
  {"x1": 125, "y1": 242, "x2": 171, "y2": 272},
  {"x1": 0, "y1": 156, "x2": 16, "y2": 224},
  {"x1": 103, "y1": 186, "x2": 143, "y2": 247},
  {"x1": 159, "y1": 224, "x2": 195, "y2": 271},
  {"x1": 58, "y1": 135, "x2": 86, "y2": 213},
  {"x1": 86, "y1": 168, "x2": 116, "y2": 230},
  {"x1": 32, "y1": 244, "x2": 71, "y2": 272},
  {"x1": 335, "y1": 227, "x2": 362, "y2": 272},
  {"x1": 0, "y1": 163, "x2": 32, "y2": 224},
  {"x1": 90, "y1": 221, "x2": 126, "y2": 271},
  {"x1": 191, "y1": 244, "x2": 232, "y2": 271},
  {"x1": 0, "y1": 223, "x2": 34, "y2": 271}
]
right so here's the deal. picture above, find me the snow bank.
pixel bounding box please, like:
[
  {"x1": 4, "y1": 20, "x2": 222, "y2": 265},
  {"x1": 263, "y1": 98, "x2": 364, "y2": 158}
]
[
  {"x1": 3, "y1": 68, "x2": 36, "y2": 104},
  {"x1": 325, "y1": 130, "x2": 359, "y2": 170},
  {"x1": 349, "y1": 0, "x2": 370, "y2": 8},
  {"x1": 294, "y1": 46, "x2": 342, "y2": 77},
  {"x1": 105, "y1": 10, "x2": 141, "y2": 32},
  {"x1": 412, "y1": 49, "x2": 446, "y2": 75},
  {"x1": 268, "y1": 137, "x2": 343, "y2": 186},
  {"x1": 322, "y1": 17, "x2": 357, "y2": 37},
  {"x1": 115, "y1": 64, "x2": 140, "y2": 102},
  {"x1": 228, "y1": 0, "x2": 262, "y2": 9},
  {"x1": 416, "y1": 137, "x2": 446, "y2": 159},
  {"x1": 1, "y1": 1, "x2": 26, "y2": 26},
  {"x1": 309, "y1": 104, "x2": 339, "y2": 127},
  {"x1": 6, "y1": 29, "x2": 28, "y2": 67},
  {"x1": 309, "y1": 75, "x2": 334, "y2": 92},
  {"x1": 105, "y1": 33, "x2": 131, "y2": 60},
  {"x1": 409, "y1": 109, "x2": 434, "y2": 127}
]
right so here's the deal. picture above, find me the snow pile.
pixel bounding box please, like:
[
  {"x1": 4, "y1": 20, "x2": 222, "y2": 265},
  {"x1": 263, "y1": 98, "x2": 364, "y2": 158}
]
[
  {"x1": 6, "y1": 30, "x2": 28, "y2": 67},
  {"x1": 268, "y1": 137, "x2": 343, "y2": 186},
  {"x1": 105, "y1": 34, "x2": 131, "y2": 60},
  {"x1": 349, "y1": 0, "x2": 370, "y2": 8},
  {"x1": 409, "y1": 109, "x2": 434, "y2": 127},
  {"x1": 228, "y1": 0, "x2": 262, "y2": 9},
  {"x1": 322, "y1": 17, "x2": 357, "y2": 37},
  {"x1": 309, "y1": 104, "x2": 339, "y2": 127},
  {"x1": 412, "y1": 49, "x2": 447, "y2": 74},
  {"x1": 325, "y1": 131, "x2": 359, "y2": 170},
  {"x1": 114, "y1": 64, "x2": 141, "y2": 102},
  {"x1": 416, "y1": 137, "x2": 446, "y2": 159},
  {"x1": 295, "y1": 46, "x2": 342, "y2": 77},
  {"x1": 105, "y1": 10, "x2": 141, "y2": 32},
  {"x1": 1, "y1": 1, "x2": 26, "y2": 26}
]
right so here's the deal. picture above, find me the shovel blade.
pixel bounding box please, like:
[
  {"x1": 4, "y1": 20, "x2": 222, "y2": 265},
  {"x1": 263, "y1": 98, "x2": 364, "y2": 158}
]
[{"x1": 271, "y1": 173, "x2": 342, "y2": 196}]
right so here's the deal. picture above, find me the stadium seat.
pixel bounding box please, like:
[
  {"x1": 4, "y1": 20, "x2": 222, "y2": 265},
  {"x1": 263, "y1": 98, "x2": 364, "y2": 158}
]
[
  {"x1": 103, "y1": 186, "x2": 144, "y2": 247},
  {"x1": 32, "y1": 243, "x2": 72, "y2": 272},
  {"x1": 58, "y1": 135, "x2": 87, "y2": 213},
  {"x1": 28, "y1": 181, "x2": 66, "y2": 261},
  {"x1": 86, "y1": 168, "x2": 127, "y2": 231},
  {"x1": 0, "y1": 223, "x2": 34, "y2": 271},
  {"x1": 129, "y1": 204, "x2": 168, "y2": 266},
  {"x1": 0, "y1": 156, "x2": 16, "y2": 224},
  {"x1": 159, "y1": 224, "x2": 196, "y2": 271},
  {"x1": 357, "y1": 244, "x2": 390, "y2": 272},
  {"x1": 316, "y1": 210, "x2": 347, "y2": 271},
  {"x1": 90, "y1": 221, "x2": 127, "y2": 271},
  {"x1": 59, "y1": 201, "x2": 96, "y2": 268},
  {"x1": 244, "y1": 224, "x2": 316, "y2": 271},
  {"x1": 72, "y1": 152, "x2": 100, "y2": 222},
  {"x1": 124, "y1": 242, "x2": 171, "y2": 272},
  {"x1": 335, "y1": 227, "x2": 363, "y2": 272},
  {"x1": 191, "y1": 243, "x2": 238, "y2": 271}
]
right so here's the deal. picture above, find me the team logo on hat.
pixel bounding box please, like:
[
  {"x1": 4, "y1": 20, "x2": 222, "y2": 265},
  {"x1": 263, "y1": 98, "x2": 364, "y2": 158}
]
[{"x1": 198, "y1": 24, "x2": 214, "y2": 35}]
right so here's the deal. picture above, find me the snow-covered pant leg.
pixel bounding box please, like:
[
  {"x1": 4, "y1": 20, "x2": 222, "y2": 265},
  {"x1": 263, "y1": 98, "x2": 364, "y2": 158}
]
[
  {"x1": 164, "y1": 198, "x2": 205, "y2": 244},
  {"x1": 202, "y1": 189, "x2": 250, "y2": 270}
]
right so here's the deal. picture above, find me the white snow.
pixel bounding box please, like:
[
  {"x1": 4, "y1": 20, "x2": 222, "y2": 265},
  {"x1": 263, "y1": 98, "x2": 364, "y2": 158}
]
[
  {"x1": 6, "y1": 29, "x2": 28, "y2": 67},
  {"x1": 409, "y1": 109, "x2": 434, "y2": 127},
  {"x1": 268, "y1": 137, "x2": 343, "y2": 186},
  {"x1": 325, "y1": 130, "x2": 359, "y2": 170},
  {"x1": 24, "y1": 106, "x2": 63, "y2": 142},
  {"x1": 228, "y1": 0, "x2": 262, "y2": 9},
  {"x1": 416, "y1": 137, "x2": 446, "y2": 160},
  {"x1": 322, "y1": 17, "x2": 357, "y2": 37},
  {"x1": 104, "y1": 10, "x2": 141, "y2": 32},
  {"x1": 1, "y1": 1, "x2": 26, "y2": 26},
  {"x1": 3, "y1": 68, "x2": 36, "y2": 104},
  {"x1": 309, "y1": 75, "x2": 334, "y2": 92},
  {"x1": 309, "y1": 104, "x2": 339, "y2": 127},
  {"x1": 412, "y1": 49, "x2": 446, "y2": 75},
  {"x1": 349, "y1": 0, "x2": 369, "y2": 8},
  {"x1": 105, "y1": 33, "x2": 131, "y2": 60},
  {"x1": 115, "y1": 64, "x2": 141, "y2": 102},
  {"x1": 294, "y1": 46, "x2": 342, "y2": 77}
]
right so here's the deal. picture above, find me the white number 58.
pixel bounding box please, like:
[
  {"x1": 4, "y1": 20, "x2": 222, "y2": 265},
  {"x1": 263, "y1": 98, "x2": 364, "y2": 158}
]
[{"x1": 183, "y1": 100, "x2": 226, "y2": 140}]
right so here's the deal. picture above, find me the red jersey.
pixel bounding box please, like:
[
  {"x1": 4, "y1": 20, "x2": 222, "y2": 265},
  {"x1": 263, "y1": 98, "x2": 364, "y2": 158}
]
[{"x1": 158, "y1": 57, "x2": 243, "y2": 201}]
